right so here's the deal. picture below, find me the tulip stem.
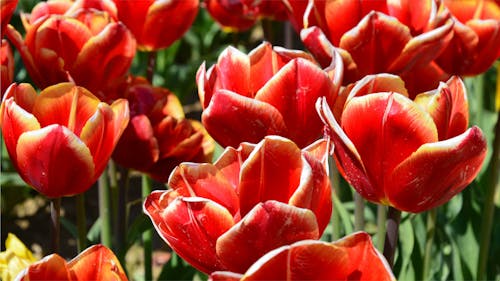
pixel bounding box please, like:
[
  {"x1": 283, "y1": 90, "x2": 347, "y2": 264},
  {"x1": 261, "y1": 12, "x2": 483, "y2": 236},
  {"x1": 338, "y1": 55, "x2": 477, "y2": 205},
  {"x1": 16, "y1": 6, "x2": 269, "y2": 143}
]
[
  {"x1": 354, "y1": 192, "x2": 365, "y2": 231},
  {"x1": 50, "y1": 197, "x2": 61, "y2": 254},
  {"x1": 146, "y1": 51, "x2": 157, "y2": 84},
  {"x1": 142, "y1": 174, "x2": 153, "y2": 281},
  {"x1": 477, "y1": 110, "x2": 500, "y2": 280},
  {"x1": 76, "y1": 193, "x2": 87, "y2": 252},
  {"x1": 99, "y1": 166, "x2": 112, "y2": 248},
  {"x1": 383, "y1": 206, "x2": 402, "y2": 268},
  {"x1": 376, "y1": 204, "x2": 387, "y2": 252},
  {"x1": 422, "y1": 208, "x2": 438, "y2": 280}
]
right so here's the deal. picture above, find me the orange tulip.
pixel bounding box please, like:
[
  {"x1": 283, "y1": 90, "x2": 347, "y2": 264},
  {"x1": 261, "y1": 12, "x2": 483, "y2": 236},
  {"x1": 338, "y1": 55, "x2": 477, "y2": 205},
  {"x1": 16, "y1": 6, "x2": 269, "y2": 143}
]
[
  {"x1": 15, "y1": 244, "x2": 128, "y2": 281},
  {"x1": 5, "y1": 4, "x2": 135, "y2": 100},
  {"x1": 210, "y1": 232, "x2": 395, "y2": 281},
  {"x1": 144, "y1": 136, "x2": 332, "y2": 274},
  {"x1": 1, "y1": 0, "x2": 17, "y2": 38},
  {"x1": 112, "y1": 76, "x2": 214, "y2": 182},
  {"x1": 113, "y1": 0, "x2": 198, "y2": 51},
  {"x1": 0, "y1": 83, "x2": 129, "y2": 198},
  {"x1": 291, "y1": 0, "x2": 454, "y2": 97},
  {"x1": 317, "y1": 74, "x2": 487, "y2": 213},
  {"x1": 1, "y1": 40, "x2": 14, "y2": 96},
  {"x1": 436, "y1": 0, "x2": 500, "y2": 75},
  {"x1": 197, "y1": 41, "x2": 342, "y2": 148}
]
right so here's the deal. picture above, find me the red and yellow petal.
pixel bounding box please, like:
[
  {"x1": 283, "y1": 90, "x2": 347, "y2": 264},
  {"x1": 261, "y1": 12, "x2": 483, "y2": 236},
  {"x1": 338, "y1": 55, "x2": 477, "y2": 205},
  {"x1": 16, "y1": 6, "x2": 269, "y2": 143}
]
[
  {"x1": 68, "y1": 244, "x2": 127, "y2": 281},
  {"x1": 16, "y1": 254, "x2": 70, "y2": 281},
  {"x1": 388, "y1": 126, "x2": 487, "y2": 213},
  {"x1": 202, "y1": 89, "x2": 287, "y2": 148},
  {"x1": 238, "y1": 136, "x2": 303, "y2": 217},
  {"x1": 216, "y1": 201, "x2": 320, "y2": 273},
  {"x1": 168, "y1": 163, "x2": 239, "y2": 216},
  {"x1": 143, "y1": 191, "x2": 234, "y2": 274},
  {"x1": 16, "y1": 125, "x2": 95, "y2": 197}
]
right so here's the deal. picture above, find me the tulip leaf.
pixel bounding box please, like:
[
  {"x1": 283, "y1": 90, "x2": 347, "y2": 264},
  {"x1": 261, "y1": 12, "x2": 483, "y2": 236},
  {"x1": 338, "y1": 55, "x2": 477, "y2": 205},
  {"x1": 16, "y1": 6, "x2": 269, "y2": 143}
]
[
  {"x1": 157, "y1": 252, "x2": 201, "y2": 281},
  {"x1": 396, "y1": 215, "x2": 414, "y2": 278},
  {"x1": 87, "y1": 217, "x2": 101, "y2": 244},
  {"x1": 332, "y1": 192, "x2": 354, "y2": 236},
  {"x1": 126, "y1": 214, "x2": 151, "y2": 251}
]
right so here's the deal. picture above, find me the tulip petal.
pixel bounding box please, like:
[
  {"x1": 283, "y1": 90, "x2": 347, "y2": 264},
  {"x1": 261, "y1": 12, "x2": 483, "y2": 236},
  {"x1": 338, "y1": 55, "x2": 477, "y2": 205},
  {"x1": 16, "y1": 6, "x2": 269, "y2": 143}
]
[
  {"x1": 238, "y1": 136, "x2": 303, "y2": 217},
  {"x1": 72, "y1": 22, "x2": 136, "y2": 93},
  {"x1": 346, "y1": 73, "x2": 409, "y2": 102},
  {"x1": 202, "y1": 89, "x2": 287, "y2": 148},
  {"x1": 143, "y1": 191, "x2": 234, "y2": 274},
  {"x1": 387, "y1": 0, "x2": 432, "y2": 34},
  {"x1": 255, "y1": 58, "x2": 337, "y2": 147},
  {"x1": 247, "y1": 42, "x2": 281, "y2": 93},
  {"x1": 242, "y1": 240, "x2": 349, "y2": 281},
  {"x1": 16, "y1": 124, "x2": 95, "y2": 197},
  {"x1": 340, "y1": 92, "x2": 438, "y2": 203},
  {"x1": 466, "y1": 19, "x2": 500, "y2": 74},
  {"x1": 210, "y1": 271, "x2": 244, "y2": 281},
  {"x1": 16, "y1": 254, "x2": 70, "y2": 281},
  {"x1": 300, "y1": 26, "x2": 337, "y2": 69},
  {"x1": 339, "y1": 11, "x2": 412, "y2": 77},
  {"x1": 414, "y1": 76, "x2": 468, "y2": 140},
  {"x1": 214, "y1": 143, "x2": 255, "y2": 190},
  {"x1": 216, "y1": 201, "x2": 320, "y2": 273},
  {"x1": 215, "y1": 47, "x2": 252, "y2": 97},
  {"x1": 168, "y1": 163, "x2": 239, "y2": 216},
  {"x1": 389, "y1": 126, "x2": 487, "y2": 212},
  {"x1": 68, "y1": 244, "x2": 127, "y2": 281},
  {"x1": 32, "y1": 83, "x2": 100, "y2": 136}
]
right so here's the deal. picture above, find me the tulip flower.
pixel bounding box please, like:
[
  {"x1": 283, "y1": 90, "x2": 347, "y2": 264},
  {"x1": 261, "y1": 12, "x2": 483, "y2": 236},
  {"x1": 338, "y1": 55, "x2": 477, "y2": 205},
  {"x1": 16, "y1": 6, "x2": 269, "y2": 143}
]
[
  {"x1": 316, "y1": 74, "x2": 487, "y2": 213},
  {"x1": 0, "y1": 233, "x2": 37, "y2": 281},
  {"x1": 0, "y1": 82, "x2": 129, "y2": 198},
  {"x1": 112, "y1": 76, "x2": 214, "y2": 182},
  {"x1": 291, "y1": 0, "x2": 454, "y2": 96},
  {"x1": 436, "y1": 0, "x2": 500, "y2": 75},
  {"x1": 210, "y1": 232, "x2": 395, "y2": 281},
  {"x1": 113, "y1": 0, "x2": 198, "y2": 51},
  {"x1": 5, "y1": 4, "x2": 136, "y2": 101},
  {"x1": 1, "y1": 0, "x2": 17, "y2": 38},
  {"x1": 1, "y1": 40, "x2": 14, "y2": 96},
  {"x1": 204, "y1": 0, "x2": 288, "y2": 32},
  {"x1": 15, "y1": 244, "x2": 128, "y2": 281},
  {"x1": 144, "y1": 136, "x2": 332, "y2": 274},
  {"x1": 197, "y1": 41, "x2": 343, "y2": 148}
]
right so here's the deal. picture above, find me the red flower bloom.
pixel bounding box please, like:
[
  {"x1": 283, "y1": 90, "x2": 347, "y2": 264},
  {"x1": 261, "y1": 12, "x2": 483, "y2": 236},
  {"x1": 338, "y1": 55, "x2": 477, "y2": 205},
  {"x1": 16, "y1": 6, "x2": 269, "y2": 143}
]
[
  {"x1": 1, "y1": 40, "x2": 14, "y2": 96},
  {"x1": 290, "y1": 0, "x2": 454, "y2": 97},
  {"x1": 144, "y1": 136, "x2": 332, "y2": 274},
  {"x1": 15, "y1": 244, "x2": 128, "y2": 281},
  {"x1": 113, "y1": 0, "x2": 199, "y2": 51},
  {"x1": 436, "y1": 0, "x2": 500, "y2": 75},
  {"x1": 5, "y1": 4, "x2": 136, "y2": 100},
  {"x1": 0, "y1": 83, "x2": 129, "y2": 198},
  {"x1": 1, "y1": 0, "x2": 18, "y2": 38},
  {"x1": 317, "y1": 74, "x2": 487, "y2": 213},
  {"x1": 112, "y1": 76, "x2": 214, "y2": 182},
  {"x1": 197, "y1": 42, "x2": 342, "y2": 148},
  {"x1": 210, "y1": 232, "x2": 395, "y2": 281}
]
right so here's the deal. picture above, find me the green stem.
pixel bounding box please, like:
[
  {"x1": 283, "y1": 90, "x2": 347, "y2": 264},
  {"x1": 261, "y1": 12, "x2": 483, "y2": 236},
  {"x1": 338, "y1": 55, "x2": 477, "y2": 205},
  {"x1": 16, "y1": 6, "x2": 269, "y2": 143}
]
[
  {"x1": 50, "y1": 197, "x2": 61, "y2": 254},
  {"x1": 354, "y1": 192, "x2": 365, "y2": 231},
  {"x1": 329, "y1": 156, "x2": 341, "y2": 241},
  {"x1": 76, "y1": 193, "x2": 87, "y2": 252},
  {"x1": 99, "y1": 166, "x2": 112, "y2": 248},
  {"x1": 383, "y1": 206, "x2": 402, "y2": 268},
  {"x1": 116, "y1": 166, "x2": 130, "y2": 270},
  {"x1": 477, "y1": 110, "x2": 500, "y2": 280},
  {"x1": 422, "y1": 208, "x2": 438, "y2": 280},
  {"x1": 108, "y1": 160, "x2": 119, "y2": 251},
  {"x1": 142, "y1": 174, "x2": 153, "y2": 281},
  {"x1": 146, "y1": 51, "x2": 157, "y2": 84},
  {"x1": 376, "y1": 204, "x2": 387, "y2": 252}
]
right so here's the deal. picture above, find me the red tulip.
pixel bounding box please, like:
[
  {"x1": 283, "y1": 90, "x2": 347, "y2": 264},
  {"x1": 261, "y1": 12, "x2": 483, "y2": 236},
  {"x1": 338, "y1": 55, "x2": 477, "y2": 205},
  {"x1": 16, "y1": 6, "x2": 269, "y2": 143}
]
[
  {"x1": 436, "y1": 0, "x2": 500, "y2": 75},
  {"x1": 113, "y1": 0, "x2": 198, "y2": 51},
  {"x1": 112, "y1": 76, "x2": 214, "y2": 182},
  {"x1": 1, "y1": 40, "x2": 14, "y2": 96},
  {"x1": 1, "y1": 0, "x2": 17, "y2": 38},
  {"x1": 143, "y1": 136, "x2": 332, "y2": 274},
  {"x1": 15, "y1": 244, "x2": 128, "y2": 281},
  {"x1": 5, "y1": 5, "x2": 136, "y2": 101},
  {"x1": 0, "y1": 82, "x2": 129, "y2": 198},
  {"x1": 292, "y1": 0, "x2": 454, "y2": 97},
  {"x1": 316, "y1": 74, "x2": 487, "y2": 213},
  {"x1": 197, "y1": 41, "x2": 343, "y2": 148},
  {"x1": 204, "y1": 0, "x2": 287, "y2": 31},
  {"x1": 210, "y1": 232, "x2": 395, "y2": 281}
]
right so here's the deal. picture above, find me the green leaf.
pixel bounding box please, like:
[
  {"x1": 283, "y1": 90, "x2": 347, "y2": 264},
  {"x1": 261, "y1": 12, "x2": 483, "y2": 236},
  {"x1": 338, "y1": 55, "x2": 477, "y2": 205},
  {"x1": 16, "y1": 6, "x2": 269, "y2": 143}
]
[{"x1": 126, "y1": 214, "x2": 151, "y2": 251}]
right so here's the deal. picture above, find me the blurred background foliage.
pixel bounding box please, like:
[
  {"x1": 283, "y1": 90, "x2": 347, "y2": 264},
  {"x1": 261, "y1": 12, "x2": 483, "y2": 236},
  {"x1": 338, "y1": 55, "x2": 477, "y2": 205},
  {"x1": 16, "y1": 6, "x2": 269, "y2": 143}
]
[{"x1": 1, "y1": 0, "x2": 500, "y2": 280}]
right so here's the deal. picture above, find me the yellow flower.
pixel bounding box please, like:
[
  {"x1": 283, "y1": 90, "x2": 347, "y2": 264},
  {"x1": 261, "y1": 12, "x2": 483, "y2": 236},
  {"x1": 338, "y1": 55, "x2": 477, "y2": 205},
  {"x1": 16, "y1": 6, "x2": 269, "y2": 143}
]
[{"x1": 0, "y1": 233, "x2": 37, "y2": 281}]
